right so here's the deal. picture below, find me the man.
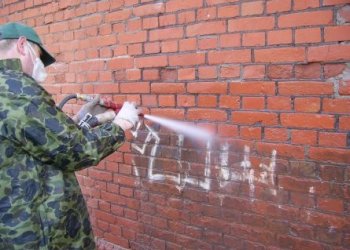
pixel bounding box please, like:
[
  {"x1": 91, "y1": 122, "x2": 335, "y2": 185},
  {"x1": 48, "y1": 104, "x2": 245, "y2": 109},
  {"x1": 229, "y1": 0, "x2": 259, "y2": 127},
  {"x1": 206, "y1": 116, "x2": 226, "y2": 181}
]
[{"x1": 0, "y1": 22, "x2": 139, "y2": 249}]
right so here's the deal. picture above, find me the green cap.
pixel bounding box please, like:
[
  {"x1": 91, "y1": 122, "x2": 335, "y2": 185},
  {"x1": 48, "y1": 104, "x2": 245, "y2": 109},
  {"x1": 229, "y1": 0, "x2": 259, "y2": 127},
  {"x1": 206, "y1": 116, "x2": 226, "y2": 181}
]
[{"x1": 0, "y1": 22, "x2": 55, "y2": 67}]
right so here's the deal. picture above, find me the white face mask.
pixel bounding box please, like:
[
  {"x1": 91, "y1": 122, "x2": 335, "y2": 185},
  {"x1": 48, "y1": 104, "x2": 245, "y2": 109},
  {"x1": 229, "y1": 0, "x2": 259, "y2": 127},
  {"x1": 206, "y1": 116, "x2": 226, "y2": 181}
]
[{"x1": 27, "y1": 42, "x2": 47, "y2": 83}]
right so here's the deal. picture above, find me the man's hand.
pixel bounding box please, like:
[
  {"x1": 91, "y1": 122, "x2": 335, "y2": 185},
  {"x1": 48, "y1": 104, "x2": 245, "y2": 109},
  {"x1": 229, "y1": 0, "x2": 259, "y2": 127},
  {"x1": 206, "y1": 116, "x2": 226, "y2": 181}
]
[
  {"x1": 73, "y1": 95, "x2": 117, "y2": 129},
  {"x1": 113, "y1": 102, "x2": 140, "y2": 131},
  {"x1": 73, "y1": 95, "x2": 111, "y2": 122}
]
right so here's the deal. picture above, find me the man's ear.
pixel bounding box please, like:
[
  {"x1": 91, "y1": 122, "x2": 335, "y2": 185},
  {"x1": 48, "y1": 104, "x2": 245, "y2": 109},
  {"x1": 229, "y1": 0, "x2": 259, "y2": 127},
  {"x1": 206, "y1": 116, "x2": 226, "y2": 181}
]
[{"x1": 16, "y1": 36, "x2": 27, "y2": 56}]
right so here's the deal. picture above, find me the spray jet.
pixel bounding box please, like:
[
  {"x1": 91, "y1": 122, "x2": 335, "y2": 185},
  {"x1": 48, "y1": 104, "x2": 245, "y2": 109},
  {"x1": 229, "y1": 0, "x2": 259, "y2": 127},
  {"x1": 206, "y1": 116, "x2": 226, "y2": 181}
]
[{"x1": 59, "y1": 94, "x2": 213, "y2": 140}]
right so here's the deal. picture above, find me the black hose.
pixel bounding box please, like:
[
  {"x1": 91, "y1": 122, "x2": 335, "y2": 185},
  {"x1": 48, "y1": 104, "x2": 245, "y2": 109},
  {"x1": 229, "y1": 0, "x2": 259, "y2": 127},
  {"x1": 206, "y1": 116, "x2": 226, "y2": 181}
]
[{"x1": 58, "y1": 94, "x2": 77, "y2": 109}]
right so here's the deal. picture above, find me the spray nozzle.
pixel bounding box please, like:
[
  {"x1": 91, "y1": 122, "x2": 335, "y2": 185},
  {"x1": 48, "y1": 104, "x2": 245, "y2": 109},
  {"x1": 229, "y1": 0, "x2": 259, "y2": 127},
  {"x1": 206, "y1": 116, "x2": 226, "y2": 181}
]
[{"x1": 76, "y1": 94, "x2": 144, "y2": 117}]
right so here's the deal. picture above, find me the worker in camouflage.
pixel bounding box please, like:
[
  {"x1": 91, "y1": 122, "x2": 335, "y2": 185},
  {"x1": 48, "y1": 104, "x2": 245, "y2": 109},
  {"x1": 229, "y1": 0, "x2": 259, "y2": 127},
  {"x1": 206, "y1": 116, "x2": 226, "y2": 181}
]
[{"x1": 0, "y1": 22, "x2": 139, "y2": 249}]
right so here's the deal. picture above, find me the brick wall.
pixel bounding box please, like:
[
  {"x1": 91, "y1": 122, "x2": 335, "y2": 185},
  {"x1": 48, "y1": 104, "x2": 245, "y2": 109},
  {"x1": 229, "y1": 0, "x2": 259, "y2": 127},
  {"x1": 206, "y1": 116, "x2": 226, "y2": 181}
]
[{"x1": 2, "y1": 0, "x2": 350, "y2": 249}]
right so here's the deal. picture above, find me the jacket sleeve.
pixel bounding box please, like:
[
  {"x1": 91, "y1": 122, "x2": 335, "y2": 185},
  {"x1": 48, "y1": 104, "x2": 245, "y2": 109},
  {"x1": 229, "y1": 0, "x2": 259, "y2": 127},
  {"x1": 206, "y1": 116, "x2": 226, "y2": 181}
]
[{"x1": 4, "y1": 92, "x2": 125, "y2": 172}]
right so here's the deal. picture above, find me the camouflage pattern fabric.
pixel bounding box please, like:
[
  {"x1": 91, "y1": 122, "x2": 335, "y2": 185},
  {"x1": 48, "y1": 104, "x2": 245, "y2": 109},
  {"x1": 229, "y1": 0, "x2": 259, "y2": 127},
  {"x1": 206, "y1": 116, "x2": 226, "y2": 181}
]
[{"x1": 0, "y1": 59, "x2": 125, "y2": 249}]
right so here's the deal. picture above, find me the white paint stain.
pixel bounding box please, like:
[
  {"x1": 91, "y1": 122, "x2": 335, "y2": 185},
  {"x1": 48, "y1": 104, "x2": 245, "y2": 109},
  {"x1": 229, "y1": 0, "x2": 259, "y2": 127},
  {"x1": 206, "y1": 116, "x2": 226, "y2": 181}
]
[
  {"x1": 199, "y1": 140, "x2": 211, "y2": 190},
  {"x1": 131, "y1": 124, "x2": 278, "y2": 196},
  {"x1": 240, "y1": 145, "x2": 251, "y2": 169}
]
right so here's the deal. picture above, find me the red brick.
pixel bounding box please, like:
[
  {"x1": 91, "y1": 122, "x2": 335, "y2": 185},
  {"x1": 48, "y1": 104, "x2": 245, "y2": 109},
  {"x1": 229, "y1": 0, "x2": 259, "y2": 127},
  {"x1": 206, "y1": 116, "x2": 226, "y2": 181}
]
[
  {"x1": 256, "y1": 142, "x2": 305, "y2": 159},
  {"x1": 279, "y1": 176, "x2": 330, "y2": 194},
  {"x1": 324, "y1": 26, "x2": 350, "y2": 42},
  {"x1": 339, "y1": 116, "x2": 350, "y2": 130},
  {"x1": 241, "y1": 1, "x2": 264, "y2": 16},
  {"x1": 323, "y1": 0, "x2": 350, "y2": 5},
  {"x1": 177, "y1": 95, "x2": 195, "y2": 107},
  {"x1": 161, "y1": 40, "x2": 178, "y2": 53},
  {"x1": 279, "y1": 10, "x2": 333, "y2": 27},
  {"x1": 220, "y1": 34, "x2": 240, "y2": 48},
  {"x1": 199, "y1": 37, "x2": 217, "y2": 50},
  {"x1": 229, "y1": 16, "x2": 274, "y2": 32},
  {"x1": 144, "y1": 42, "x2": 160, "y2": 54},
  {"x1": 295, "y1": 97, "x2": 321, "y2": 113},
  {"x1": 267, "y1": 64, "x2": 293, "y2": 79},
  {"x1": 206, "y1": 0, "x2": 239, "y2": 5},
  {"x1": 291, "y1": 130, "x2": 317, "y2": 145},
  {"x1": 267, "y1": 29, "x2": 292, "y2": 45},
  {"x1": 218, "y1": 5, "x2": 239, "y2": 18},
  {"x1": 105, "y1": 9, "x2": 131, "y2": 22},
  {"x1": 133, "y1": 3, "x2": 164, "y2": 16},
  {"x1": 143, "y1": 69, "x2": 159, "y2": 80},
  {"x1": 255, "y1": 47, "x2": 305, "y2": 63},
  {"x1": 107, "y1": 57, "x2": 134, "y2": 70},
  {"x1": 94, "y1": 84, "x2": 118, "y2": 94},
  {"x1": 242, "y1": 97, "x2": 265, "y2": 110},
  {"x1": 300, "y1": 209, "x2": 349, "y2": 228},
  {"x1": 264, "y1": 128, "x2": 289, "y2": 142},
  {"x1": 120, "y1": 82, "x2": 150, "y2": 94},
  {"x1": 266, "y1": 0, "x2": 291, "y2": 13},
  {"x1": 218, "y1": 124, "x2": 239, "y2": 137},
  {"x1": 230, "y1": 81, "x2": 275, "y2": 95},
  {"x1": 208, "y1": 50, "x2": 251, "y2": 64},
  {"x1": 159, "y1": 14, "x2": 176, "y2": 27},
  {"x1": 118, "y1": 31, "x2": 147, "y2": 44},
  {"x1": 179, "y1": 38, "x2": 197, "y2": 51},
  {"x1": 187, "y1": 108, "x2": 227, "y2": 121},
  {"x1": 126, "y1": 69, "x2": 141, "y2": 81},
  {"x1": 187, "y1": 82, "x2": 227, "y2": 94},
  {"x1": 187, "y1": 21, "x2": 226, "y2": 36},
  {"x1": 177, "y1": 11, "x2": 196, "y2": 24},
  {"x1": 267, "y1": 96, "x2": 292, "y2": 111},
  {"x1": 243, "y1": 65, "x2": 265, "y2": 79},
  {"x1": 198, "y1": 95, "x2": 217, "y2": 107},
  {"x1": 166, "y1": 0, "x2": 203, "y2": 12},
  {"x1": 219, "y1": 95, "x2": 240, "y2": 109},
  {"x1": 142, "y1": 95, "x2": 157, "y2": 107},
  {"x1": 240, "y1": 126, "x2": 261, "y2": 140},
  {"x1": 169, "y1": 53, "x2": 205, "y2": 66},
  {"x1": 142, "y1": 17, "x2": 159, "y2": 29},
  {"x1": 178, "y1": 68, "x2": 195, "y2": 80},
  {"x1": 319, "y1": 165, "x2": 344, "y2": 182},
  {"x1": 288, "y1": 162, "x2": 317, "y2": 179},
  {"x1": 135, "y1": 56, "x2": 167, "y2": 68},
  {"x1": 127, "y1": 44, "x2": 141, "y2": 56},
  {"x1": 295, "y1": 63, "x2": 321, "y2": 79},
  {"x1": 197, "y1": 7, "x2": 217, "y2": 21},
  {"x1": 81, "y1": 14, "x2": 102, "y2": 27},
  {"x1": 309, "y1": 147, "x2": 350, "y2": 164},
  {"x1": 319, "y1": 132, "x2": 347, "y2": 147},
  {"x1": 308, "y1": 45, "x2": 350, "y2": 62},
  {"x1": 150, "y1": 27, "x2": 183, "y2": 41},
  {"x1": 242, "y1": 32, "x2": 265, "y2": 46},
  {"x1": 220, "y1": 65, "x2": 240, "y2": 78},
  {"x1": 294, "y1": 0, "x2": 319, "y2": 10},
  {"x1": 160, "y1": 68, "x2": 177, "y2": 81},
  {"x1": 339, "y1": 80, "x2": 350, "y2": 95},
  {"x1": 278, "y1": 82, "x2": 333, "y2": 96},
  {"x1": 232, "y1": 111, "x2": 278, "y2": 125},
  {"x1": 295, "y1": 28, "x2": 321, "y2": 44},
  {"x1": 124, "y1": 19, "x2": 141, "y2": 32},
  {"x1": 159, "y1": 95, "x2": 175, "y2": 107},
  {"x1": 151, "y1": 83, "x2": 185, "y2": 94},
  {"x1": 281, "y1": 113, "x2": 335, "y2": 129},
  {"x1": 198, "y1": 66, "x2": 217, "y2": 79},
  {"x1": 323, "y1": 98, "x2": 350, "y2": 114}
]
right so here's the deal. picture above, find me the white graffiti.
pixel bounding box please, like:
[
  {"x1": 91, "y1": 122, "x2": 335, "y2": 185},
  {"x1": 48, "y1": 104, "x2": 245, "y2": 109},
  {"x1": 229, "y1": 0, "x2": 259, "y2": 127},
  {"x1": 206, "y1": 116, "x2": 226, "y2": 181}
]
[{"x1": 131, "y1": 123, "x2": 277, "y2": 198}]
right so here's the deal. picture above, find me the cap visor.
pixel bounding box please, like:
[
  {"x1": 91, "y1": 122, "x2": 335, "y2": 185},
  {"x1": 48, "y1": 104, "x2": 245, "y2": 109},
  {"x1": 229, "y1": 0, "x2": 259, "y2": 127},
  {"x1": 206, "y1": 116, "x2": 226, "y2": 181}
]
[{"x1": 38, "y1": 45, "x2": 55, "y2": 67}]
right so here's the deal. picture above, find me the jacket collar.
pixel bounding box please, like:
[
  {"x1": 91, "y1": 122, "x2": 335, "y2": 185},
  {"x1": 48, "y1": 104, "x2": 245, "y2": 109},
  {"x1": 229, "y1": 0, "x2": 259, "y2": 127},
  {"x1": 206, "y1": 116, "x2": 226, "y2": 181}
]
[{"x1": 0, "y1": 58, "x2": 23, "y2": 71}]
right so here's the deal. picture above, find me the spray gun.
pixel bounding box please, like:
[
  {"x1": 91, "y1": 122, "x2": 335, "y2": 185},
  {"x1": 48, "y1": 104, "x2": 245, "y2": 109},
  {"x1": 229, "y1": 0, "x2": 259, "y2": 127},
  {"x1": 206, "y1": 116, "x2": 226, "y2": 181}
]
[{"x1": 58, "y1": 93, "x2": 144, "y2": 129}]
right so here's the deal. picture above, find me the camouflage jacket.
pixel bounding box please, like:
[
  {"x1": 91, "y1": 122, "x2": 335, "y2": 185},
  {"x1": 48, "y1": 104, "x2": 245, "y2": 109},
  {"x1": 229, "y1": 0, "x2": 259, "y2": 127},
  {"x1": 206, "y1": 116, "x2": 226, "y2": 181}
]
[{"x1": 0, "y1": 59, "x2": 125, "y2": 250}]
